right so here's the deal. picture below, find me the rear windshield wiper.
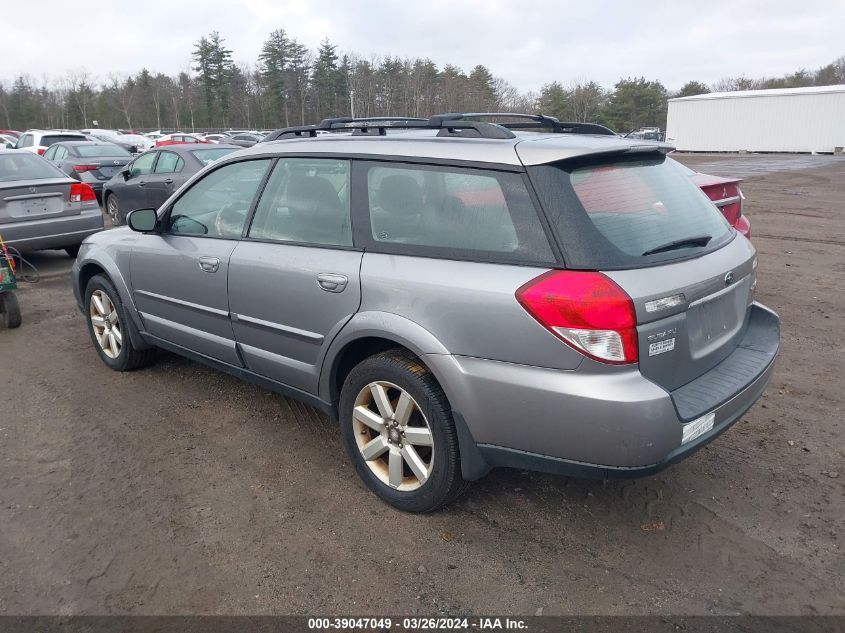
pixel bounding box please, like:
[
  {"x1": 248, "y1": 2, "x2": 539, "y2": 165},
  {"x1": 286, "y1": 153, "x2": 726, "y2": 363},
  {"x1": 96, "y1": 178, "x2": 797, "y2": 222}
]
[{"x1": 641, "y1": 235, "x2": 712, "y2": 257}]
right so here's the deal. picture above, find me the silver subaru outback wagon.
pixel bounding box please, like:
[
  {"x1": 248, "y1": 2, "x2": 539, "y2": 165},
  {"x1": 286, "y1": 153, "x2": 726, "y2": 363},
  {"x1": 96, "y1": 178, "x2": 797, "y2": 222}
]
[{"x1": 71, "y1": 114, "x2": 780, "y2": 512}]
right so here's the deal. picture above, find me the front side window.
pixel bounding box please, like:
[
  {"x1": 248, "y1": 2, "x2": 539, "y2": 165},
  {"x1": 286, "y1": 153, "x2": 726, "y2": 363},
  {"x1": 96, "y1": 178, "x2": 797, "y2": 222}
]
[
  {"x1": 154, "y1": 151, "x2": 184, "y2": 173},
  {"x1": 364, "y1": 163, "x2": 554, "y2": 262},
  {"x1": 167, "y1": 159, "x2": 271, "y2": 238},
  {"x1": 129, "y1": 152, "x2": 156, "y2": 176},
  {"x1": 248, "y1": 158, "x2": 351, "y2": 247}
]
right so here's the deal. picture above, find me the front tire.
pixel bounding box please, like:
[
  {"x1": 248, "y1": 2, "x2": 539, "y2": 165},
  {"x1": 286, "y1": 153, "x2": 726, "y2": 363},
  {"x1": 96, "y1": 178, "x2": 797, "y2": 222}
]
[
  {"x1": 106, "y1": 194, "x2": 121, "y2": 226},
  {"x1": 339, "y1": 349, "x2": 467, "y2": 512},
  {"x1": 84, "y1": 274, "x2": 155, "y2": 371}
]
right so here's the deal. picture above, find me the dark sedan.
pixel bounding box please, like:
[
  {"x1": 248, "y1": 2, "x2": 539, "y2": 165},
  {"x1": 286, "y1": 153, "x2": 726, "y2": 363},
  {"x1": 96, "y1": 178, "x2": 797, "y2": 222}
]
[
  {"x1": 43, "y1": 141, "x2": 132, "y2": 203},
  {"x1": 102, "y1": 144, "x2": 239, "y2": 225},
  {"x1": 228, "y1": 133, "x2": 264, "y2": 148}
]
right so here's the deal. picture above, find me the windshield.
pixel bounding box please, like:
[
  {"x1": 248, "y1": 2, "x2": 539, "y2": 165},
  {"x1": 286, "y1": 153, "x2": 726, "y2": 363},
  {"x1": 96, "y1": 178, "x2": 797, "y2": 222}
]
[
  {"x1": 0, "y1": 152, "x2": 65, "y2": 182},
  {"x1": 190, "y1": 147, "x2": 238, "y2": 165},
  {"x1": 76, "y1": 144, "x2": 131, "y2": 157},
  {"x1": 528, "y1": 155, "x2": 732, "y2": 269}
]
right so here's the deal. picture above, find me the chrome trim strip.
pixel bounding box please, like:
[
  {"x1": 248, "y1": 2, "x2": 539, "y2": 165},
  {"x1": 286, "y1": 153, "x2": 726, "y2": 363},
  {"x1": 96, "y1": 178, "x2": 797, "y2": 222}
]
[
  {"x1": 134, "y1": 289, "x2": 230, "y2": 318},
  {"x1": 687, "y1": 274, "x2": 750, "y2": 308},
  {"x1": 231, "y1": 312, "x2": 324, "y2": 343},
  {"x1": 713, "y1": 195, "x2": 741, "y2": 208}
]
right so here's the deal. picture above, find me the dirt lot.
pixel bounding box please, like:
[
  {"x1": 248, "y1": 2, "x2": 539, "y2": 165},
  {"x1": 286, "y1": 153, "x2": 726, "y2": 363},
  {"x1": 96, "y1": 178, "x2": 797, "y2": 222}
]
[{"x1": 1, "y1": 154, "x2": 843, "y2": 616}]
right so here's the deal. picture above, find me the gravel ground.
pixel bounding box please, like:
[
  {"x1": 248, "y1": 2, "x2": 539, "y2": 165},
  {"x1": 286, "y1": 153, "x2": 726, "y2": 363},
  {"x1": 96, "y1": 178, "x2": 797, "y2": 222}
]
[{"x1": 1, "y1": 154, "x2": 842, "y2": 616}]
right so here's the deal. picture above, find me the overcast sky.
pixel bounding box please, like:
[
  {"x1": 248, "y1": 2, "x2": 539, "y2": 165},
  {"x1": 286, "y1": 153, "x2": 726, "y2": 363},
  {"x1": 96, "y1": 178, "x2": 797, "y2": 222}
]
[{"x1": 2, "y1": 0, "x2": 843, "y2": 92}]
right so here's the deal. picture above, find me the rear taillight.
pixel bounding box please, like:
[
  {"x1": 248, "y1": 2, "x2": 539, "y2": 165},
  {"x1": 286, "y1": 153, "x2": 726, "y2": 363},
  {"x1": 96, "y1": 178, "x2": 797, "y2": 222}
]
[
  {"x1": 73, "y1": 164, "x2": 98, "y2": 172},
  {"x1": 516, "y1": 270, "x2": 638, "y2": 364},
  {"x1": 69, "y1": 182, "x2": 97, "y2": 203},
  {"x1": 37, "y1": 148, "x2": 46, "y2": 155}
]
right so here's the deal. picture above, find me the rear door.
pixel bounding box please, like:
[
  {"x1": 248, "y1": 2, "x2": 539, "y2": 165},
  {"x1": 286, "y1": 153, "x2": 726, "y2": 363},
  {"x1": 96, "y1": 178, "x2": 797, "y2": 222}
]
[
  {"x1": 144, "y1": 150, "x2": 184, "y2": 209},
  {"x1": 118, "y1": 151, "x2": 157, "y2": 212},
  {"x1": 130, "y1": 157, "x2": 272, "y2": 365},
  {"x1": 228, "y1": 157, "x2": 362, "y2": 393}
]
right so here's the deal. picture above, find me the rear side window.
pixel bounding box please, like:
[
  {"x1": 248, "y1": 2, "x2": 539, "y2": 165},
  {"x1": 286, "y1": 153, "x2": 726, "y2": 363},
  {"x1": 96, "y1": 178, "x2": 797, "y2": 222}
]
[
  {"x1": 0, "y1": 152, "x2": 64, "y2": 181},
  {"x1": 528, "y1": 156, "x2": 733, "y2": 269},
  {"x1": 154, "y1": 151, "x2": 184, "y2": 173},
  {"x1": 248, "y1": 158, "x2": 351, "y2": 247},
  {"x1": 362, "y1": 162, "x2": 554, "y2": 264}
]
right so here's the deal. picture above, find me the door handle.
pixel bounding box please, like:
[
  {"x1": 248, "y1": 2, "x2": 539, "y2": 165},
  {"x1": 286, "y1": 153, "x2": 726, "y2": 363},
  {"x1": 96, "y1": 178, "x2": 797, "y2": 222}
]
[
  {"x1": 138, "y1": 180, "x2": 147, "y2": 187},
  {"x1": 316, "y1": 273, "x2": 348, "y2": 293},
  {"x1": 164, "y1": 178, "x2": 173, "y2": 185},
  {"x1": 198, "y1": 256, "x2": 220, "y2": 273}
]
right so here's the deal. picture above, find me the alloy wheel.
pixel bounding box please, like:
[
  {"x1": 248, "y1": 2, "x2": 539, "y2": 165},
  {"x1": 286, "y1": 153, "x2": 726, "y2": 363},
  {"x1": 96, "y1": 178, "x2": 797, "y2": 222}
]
[
  {"x1": 106, "y1": 196, "x2": 119, "y2": 225},
  {"x1": 89, "y1": 290, "x2": 122, "y2": 359},
  {"x1": 352, "y1": 381, "x2": 434, "y2": 491}
]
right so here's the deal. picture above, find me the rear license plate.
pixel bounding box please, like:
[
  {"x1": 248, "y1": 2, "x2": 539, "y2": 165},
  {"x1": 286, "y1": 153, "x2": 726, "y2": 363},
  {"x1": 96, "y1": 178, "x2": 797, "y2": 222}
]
[{"x1": 23, "y1": 198, "x2": 49, "y2": 214}]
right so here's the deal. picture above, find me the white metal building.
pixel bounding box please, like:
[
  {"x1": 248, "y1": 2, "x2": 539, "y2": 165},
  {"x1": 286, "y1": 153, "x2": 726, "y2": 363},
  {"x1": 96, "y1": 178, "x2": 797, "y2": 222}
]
[{"x1": 666, "y1": 85, "x2": 845, "y2": 153}]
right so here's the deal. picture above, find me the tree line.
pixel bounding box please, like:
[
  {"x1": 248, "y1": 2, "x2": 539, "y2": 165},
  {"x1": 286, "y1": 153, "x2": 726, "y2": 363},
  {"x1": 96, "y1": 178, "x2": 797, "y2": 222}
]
[{"x1": 1, "y1": 28, "x2": 842, "y2": 134}]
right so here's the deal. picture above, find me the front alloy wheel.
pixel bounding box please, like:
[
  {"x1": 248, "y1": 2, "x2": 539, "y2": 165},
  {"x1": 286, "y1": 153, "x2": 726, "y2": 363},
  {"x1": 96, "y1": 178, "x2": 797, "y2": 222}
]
[
  {"x1": 89, "y1": 289, "x2": 122, "y2": 358},
  {"x1": 353, "y1": 381, "x2": 434, "y2": 491}
]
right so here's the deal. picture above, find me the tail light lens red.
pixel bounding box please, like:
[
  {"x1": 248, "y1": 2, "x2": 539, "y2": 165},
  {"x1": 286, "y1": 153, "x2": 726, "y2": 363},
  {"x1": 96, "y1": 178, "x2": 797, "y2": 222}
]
[
  {"x1": 69, "y1": 182, "x2": 97, "y2": 203},
  {"x1": 516, "y1": 270, "x2": 639, "y2": 364},
  {"x1": 72, "y1": 164, "x2": 98, "y2": 173},
  {"x1": 37, "y1": 148, "x2": 46, "y2": 156}
]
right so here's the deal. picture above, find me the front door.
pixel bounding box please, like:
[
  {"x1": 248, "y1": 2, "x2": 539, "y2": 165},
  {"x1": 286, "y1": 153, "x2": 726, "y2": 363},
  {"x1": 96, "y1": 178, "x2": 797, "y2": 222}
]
[
  {"x1": 228, "y1": 157, "x2": 362, "y2": 393},
  {"x1": 129, "y1": 158, "x2": 273, "y2": 365}
]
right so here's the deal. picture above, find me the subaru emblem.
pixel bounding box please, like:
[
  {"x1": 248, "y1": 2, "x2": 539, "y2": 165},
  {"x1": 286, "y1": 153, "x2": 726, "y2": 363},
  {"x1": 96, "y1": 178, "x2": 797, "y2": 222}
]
[{"x1": 724, "y1": 271, "x2": 735, "y2": 285}]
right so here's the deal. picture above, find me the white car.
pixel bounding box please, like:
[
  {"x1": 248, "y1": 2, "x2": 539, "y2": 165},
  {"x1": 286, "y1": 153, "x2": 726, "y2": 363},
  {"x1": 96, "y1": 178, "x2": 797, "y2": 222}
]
[
  {"x1": 198, "y1": 133, "x2": 231, "y2": 144},
  {"x1": 14, "y1": 130, "x2": 87, "y2": 155}
]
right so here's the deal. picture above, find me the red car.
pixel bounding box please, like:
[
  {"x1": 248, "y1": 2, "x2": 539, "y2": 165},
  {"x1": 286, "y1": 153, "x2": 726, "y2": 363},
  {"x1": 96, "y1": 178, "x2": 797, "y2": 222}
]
[
  {"x1": 689, "y1": 171, "x2": 750, "y2": 238},
  {"x1": 154, "y1": 133, "x2": 211, "y2": 147},
  {"x1": 0, "y1": 129, "x2": 21, "y2": 138}
]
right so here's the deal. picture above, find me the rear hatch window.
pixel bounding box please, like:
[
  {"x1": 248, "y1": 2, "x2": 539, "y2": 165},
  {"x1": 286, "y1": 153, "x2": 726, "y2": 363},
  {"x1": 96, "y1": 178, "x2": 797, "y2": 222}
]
[
  {"x1": 528, "y1": 155, "x2": 733, "y2": 269},
  {"x1": 191, "y1": 147, "x2": 238, "y2": 165},
  {"x1": 76, "y1": 144, "x2": 131, "y2": 157},
  {"x1": 40, "y1": 134, "x2": 86, "y2": 147},
  {"x1": 0, "y1": 152, "x2": 65, "y2": 181}
]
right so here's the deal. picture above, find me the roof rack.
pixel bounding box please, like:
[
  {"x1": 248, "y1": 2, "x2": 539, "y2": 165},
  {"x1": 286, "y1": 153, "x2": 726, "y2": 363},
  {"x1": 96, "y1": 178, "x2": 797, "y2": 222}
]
[
  {"x1": 260, "y1": 112, "x2": 617, "y2": 143},
  {"x1": 261, "y1": 115, "x2": 516, "y2": 142},
  {"x1": 430, "y1": 112, "x2": 617, "y2": 136}
]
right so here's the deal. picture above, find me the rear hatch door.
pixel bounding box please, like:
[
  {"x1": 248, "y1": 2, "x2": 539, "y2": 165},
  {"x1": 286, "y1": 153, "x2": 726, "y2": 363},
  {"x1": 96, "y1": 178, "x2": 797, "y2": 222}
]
[{"x1": 524, "y1": 148, "x2": 755, "y2": 390}]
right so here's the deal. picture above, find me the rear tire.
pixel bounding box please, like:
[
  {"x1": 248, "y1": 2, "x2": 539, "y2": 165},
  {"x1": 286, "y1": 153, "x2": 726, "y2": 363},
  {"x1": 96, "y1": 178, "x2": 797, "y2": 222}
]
[
  {"x1": 84, "y1": 274, "x2": 155, "y2": 371},
  {"x1": 339, "y1": 349, "x2": 468, "y2": 512},
  {"x1": 0, "y1": 292, "x2": 22, "y2": 329}
]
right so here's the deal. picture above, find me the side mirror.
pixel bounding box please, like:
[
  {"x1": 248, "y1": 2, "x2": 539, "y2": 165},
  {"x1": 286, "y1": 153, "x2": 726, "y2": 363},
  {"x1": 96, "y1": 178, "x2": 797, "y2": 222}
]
[
  {"x1": 4, "y1": 142, "x2": 13, "y2": 149},
  {"x1": 121, "y1": 168, "x2": 131, "y2": 180},
  {"x1": 127, "y1": 208, "x2": 158, "y2": 233}
]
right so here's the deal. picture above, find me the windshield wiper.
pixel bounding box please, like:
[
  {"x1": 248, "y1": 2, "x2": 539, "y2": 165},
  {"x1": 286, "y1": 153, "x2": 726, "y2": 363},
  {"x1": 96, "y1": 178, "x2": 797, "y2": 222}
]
[{"x1": 641, "y1": 235, "x2": 712, "y2": 257}]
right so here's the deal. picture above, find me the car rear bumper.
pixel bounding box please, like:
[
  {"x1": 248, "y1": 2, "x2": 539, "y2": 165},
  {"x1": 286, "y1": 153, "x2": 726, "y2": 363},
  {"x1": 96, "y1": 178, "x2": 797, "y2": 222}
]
[
  {"x1": 0, "y1": 209, "x2": 104, "y2": 251},
  {"x1": 427, "y1": 302, "x2": 779, "y2": 480}
]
